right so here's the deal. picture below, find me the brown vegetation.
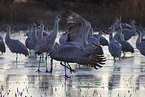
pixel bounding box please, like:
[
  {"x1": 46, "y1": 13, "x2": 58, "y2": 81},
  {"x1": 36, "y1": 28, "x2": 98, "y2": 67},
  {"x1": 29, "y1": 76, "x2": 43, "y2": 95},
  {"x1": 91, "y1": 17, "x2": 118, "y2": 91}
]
[{"x1": 0, "y1": 0, "x2": 145, "y2": 31}]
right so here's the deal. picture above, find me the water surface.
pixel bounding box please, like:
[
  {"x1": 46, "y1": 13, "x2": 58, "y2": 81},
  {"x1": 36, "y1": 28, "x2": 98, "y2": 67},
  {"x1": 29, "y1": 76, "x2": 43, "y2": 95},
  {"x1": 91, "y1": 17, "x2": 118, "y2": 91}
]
[{"x1": 0, "y1": 31, "x2": 145, "y2": 97}]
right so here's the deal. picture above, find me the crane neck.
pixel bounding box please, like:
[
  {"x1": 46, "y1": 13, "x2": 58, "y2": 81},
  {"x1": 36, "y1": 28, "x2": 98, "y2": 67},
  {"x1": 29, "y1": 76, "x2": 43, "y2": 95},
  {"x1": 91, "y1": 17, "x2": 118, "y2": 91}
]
[
  {"x1": 32, "y1": 26, "x2": 37, "y2": 38},
  {"x1": 48, "y1": 17, "x2": 60, "y2": 41},
  {"x1": 137, "y1": 32, "x2": 142, "y2": 43},
  {"x1": 6, "y1": 27, "x2": 11, "y2": 40},
  {"x1": 109, "y1": 28, "x2": 114, "y2": 41},
  {"x1": 38, "y1": 26, "x2": 44, "y2": 40}
]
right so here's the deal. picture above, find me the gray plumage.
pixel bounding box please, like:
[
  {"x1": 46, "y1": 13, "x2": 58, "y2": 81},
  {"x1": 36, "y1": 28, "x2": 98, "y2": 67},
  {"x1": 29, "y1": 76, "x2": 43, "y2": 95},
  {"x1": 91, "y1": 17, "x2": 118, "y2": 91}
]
[
  {"x1": 5, "y1": 25, "x2": 29, "y2": 60},
  {"x1": 88, "y1": 28, "x2": 104, "y2": 54},
  {"x1": 136, "y1": 31, "x2": 145, "y2": 55},
  {"x1": 29, "y1": 23, "x2": 38, "y2": 51},
  {"x1": 35, "y1": 16, "x2": 60, "y2": 54},
  {"x1": 0, "y1": 35, "x2": 6, "y2": 54},
  {"x1": 92, "y1": 30, "x2": 109, "y2": 46},
  {"x1": 50, "y1": 10, "x2": 106, "y2": 73},
  {"x1": 122, "y1": 20, "x2": 136, "y2": 40},
  {"x1": 114, "y1": 16, "x2": 132, "y2": 29},
  {"x1": 37, "y1": 24, "x2": 48, "y2": 38},
  {"x1": 25, "y1": 25, "x2": 32, "y2": 53},
  {"x1": 114, "y1": 24, "x2": 134, "y2": 56},
  {"x1": 35, "y1": 16, "x2": 61, "y2": 72},
  {"x1": 108, "y1": 25, "x2": 121, "y2": 60}
]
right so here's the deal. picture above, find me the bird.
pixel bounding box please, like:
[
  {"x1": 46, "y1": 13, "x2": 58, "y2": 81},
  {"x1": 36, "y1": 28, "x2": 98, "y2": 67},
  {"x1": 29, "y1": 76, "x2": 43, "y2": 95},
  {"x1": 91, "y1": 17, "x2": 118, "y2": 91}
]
[
  {"x1": 92, "y1": 31, "x2": 109, "y2": 46},
  {"x1": 35, "y1": 15, "x2": 61, "y2": 72},
  {"x1": 30, "y1": 23, "x2": 38, "y2": 51},
  {"x1": 49, "y1": 10, "x2": 106, "y2": 77},
  {"x1": 25, "y1": 25, "x2": 33, "y2": 55},
  {"x1": 114, "y1": 24, "x2": 134, "y2": 57},
  {"x1": 5, "y1": 25, "x2": 29, "y2": 61},
  {"x1": 122, "y1": 20, "x2": 136, "y2": 40},
  {"x1": 108, "y1": 25, "x2": 122, "y2": 61},
  {"x1": 113, "y1": 16, "x2": 132, "y2": 29},
  {"x1": 136, "y1": 31, "x2": 145, "y2": 55},
  {"x1": 24, "y1": 23, "x2": 38, "y2": 57},
  {"x1": 88, "y1": 28, "x2": 105, "y2": 54},
  {"x1": 0, "y1": 35, "x2": 6, "y2": 54}
]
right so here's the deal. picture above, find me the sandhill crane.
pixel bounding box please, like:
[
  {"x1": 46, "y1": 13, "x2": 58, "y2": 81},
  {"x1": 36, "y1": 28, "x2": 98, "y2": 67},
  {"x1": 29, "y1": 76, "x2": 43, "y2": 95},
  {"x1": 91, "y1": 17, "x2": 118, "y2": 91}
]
[
  {"x1": 35, "y1": 16, "x2": 61, "y2": 72},
  {"x1": 89, "y1": 28, "x2": 108, "y2": 46},
  {"x1": 49, "y1": 10, "x2": 106, "y2": 77},
  {"x1": 114, "y1": 24, "x2": 134, "y2": 57},
  {"x1": 113, "y1": 17, "x2": 136, "y2": 40},
  {"x1": 91, "y1": 30, "x2": 109, "y2": 46},
  {"x1": 122, "y1": 20, "x2": 136, "y2": 40},
  {"x1": 108, "y1": 25, "x2": 121, "y2": 61},
  {"x1": 114, "y1": 16, "x2": 132, "y2": 29},
  {"x1": 0, "y1": 35, "x2": 6, "y2": 54},
  {"x1": 25, "y1": 25, "x2": 32, "y2": 55},
  {"x1": 136, "y1": 31, "x2": 145, "y2": 55},
  {"x1": 5, "y1": 25, "x2": 29, "y2": 61}
]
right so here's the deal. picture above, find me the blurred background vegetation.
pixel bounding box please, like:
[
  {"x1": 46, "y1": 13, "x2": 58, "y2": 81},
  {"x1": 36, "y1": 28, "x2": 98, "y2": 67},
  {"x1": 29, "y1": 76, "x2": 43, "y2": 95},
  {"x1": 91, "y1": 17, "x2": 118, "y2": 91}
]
[{"x1": 0, "y1": 0, "x2": 145, "y2": 31}]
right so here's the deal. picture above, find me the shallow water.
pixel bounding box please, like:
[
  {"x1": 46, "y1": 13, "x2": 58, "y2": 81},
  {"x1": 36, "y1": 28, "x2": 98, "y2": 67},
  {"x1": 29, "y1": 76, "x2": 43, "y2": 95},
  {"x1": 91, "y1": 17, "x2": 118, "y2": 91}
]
[{"x1": 0, "y1": 31, "x2": 145, "y2": 97}]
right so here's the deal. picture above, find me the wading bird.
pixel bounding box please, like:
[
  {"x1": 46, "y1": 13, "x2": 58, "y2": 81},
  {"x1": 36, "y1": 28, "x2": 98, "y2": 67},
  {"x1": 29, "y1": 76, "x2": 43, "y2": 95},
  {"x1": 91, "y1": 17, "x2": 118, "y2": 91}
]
[
  {"x1": 35, "y1": 16, "x2": 61, "y2": 72},
  {"x1": 5, "y1": 25, "x2": 29, "y2": 61},
  {"x1": 108, "y1": 25, "x2": 121, "y2": 61},
  {"x1": 114, "y1": 24, "x2": 134, "y2": 57},
  {"x1": 25, "y1": 25, "x2": 32, "y2": 55},
  {"x1": 136, "y1": 31, "x2": 145, "y2": 56},
  {"x1": 92, "y1": 30, "x2": 109, "y2": 46},
  {"x1": 49, "y1": 10, "x2": 106, "y2": 77},
  {"x1": 122, "y1": 20, "x2": 136, "y2": 40},
  {"x1": 0, "y1": 35, "x2": 6, "y2": 54}
]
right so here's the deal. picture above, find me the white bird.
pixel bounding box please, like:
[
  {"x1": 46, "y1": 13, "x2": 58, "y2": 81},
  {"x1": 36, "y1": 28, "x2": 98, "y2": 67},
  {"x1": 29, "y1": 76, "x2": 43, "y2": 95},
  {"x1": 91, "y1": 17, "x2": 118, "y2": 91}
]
[
  {"x1": 49, "y1": 10, "x2": 106, "y2": 77},
  {"x1": 0, "y1": 35, "x2": 6, "y2": 54},
  {"x1": 5, "y1": 25, "x2": 29, "y2": 61},
  {"x1": 35, "y1": 16, "x2": 61, "y2": 72}
]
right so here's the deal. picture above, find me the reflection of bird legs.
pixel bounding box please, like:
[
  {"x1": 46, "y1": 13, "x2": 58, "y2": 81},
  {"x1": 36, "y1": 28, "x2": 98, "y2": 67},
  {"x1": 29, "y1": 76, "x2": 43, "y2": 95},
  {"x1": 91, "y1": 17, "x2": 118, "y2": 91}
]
[
  {"x1": 36, "y1": 56, "x2": 41, "y2": 72},
  {"x1": 60, "y1": 61, "x2": 75, "y2": 78},
  {"x1": 16, "y1": 53, "x2": 18, "y2": 63}
]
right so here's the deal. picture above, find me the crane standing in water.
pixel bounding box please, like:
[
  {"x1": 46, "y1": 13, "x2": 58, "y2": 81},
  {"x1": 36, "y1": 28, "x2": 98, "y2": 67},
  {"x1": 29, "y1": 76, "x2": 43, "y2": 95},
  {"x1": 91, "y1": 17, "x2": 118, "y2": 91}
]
[
  {"x1": 108, "y1": 25, "x2": 122, "y2": 61},
  {"x1": 136, "y1": 31, "x2": 145, "y2": 56},
  {"x1": 114, "y1": 24, "x2": 134, "y2": 57},
  {"x1": 5, "y1": 25, "x2": 29, "y2": 62},
  {"x1": 35, "y1": 15, "x2": 61, "y2": 72},
  {"x1": 49, "y1": 10, "x2": 106, "y2": 77}
]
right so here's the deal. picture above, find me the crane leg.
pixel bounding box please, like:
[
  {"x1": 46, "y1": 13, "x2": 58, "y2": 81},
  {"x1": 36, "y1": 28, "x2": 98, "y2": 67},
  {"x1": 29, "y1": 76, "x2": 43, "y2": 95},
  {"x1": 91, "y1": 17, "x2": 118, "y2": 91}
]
[
  {"x1": 64, "y1": 62, "x2": 70, "y2": 78},
  {"x1": 16, "y1": 54, "x2": 18, "y2": 63},
  {"x1": 60, "y1": 62, "x2": 70, "y2": 78},
  {"x1": 60, "y1": 62, "x2": 73, "y2": 72},
  {"x1": 47, "y1": 58, "x2": 53, "y2": 73},
  {"x1": 36, "y1": 56, "x2": 41, "y2": 72},
  {"x1": 45, "y1": 53, "x2": 49, "y2": 72},
  {"x1": 67, "y1": 63, "x2": 75, "y2": 73}
]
